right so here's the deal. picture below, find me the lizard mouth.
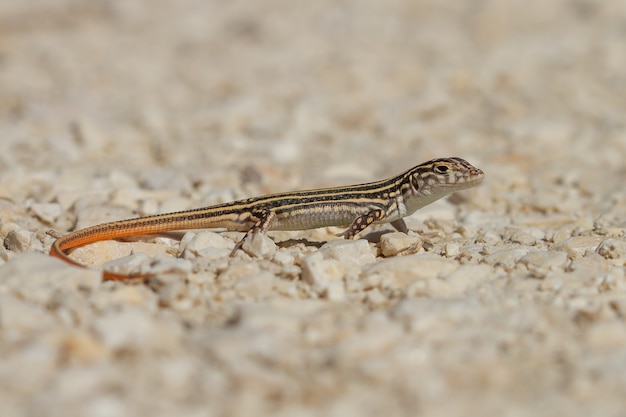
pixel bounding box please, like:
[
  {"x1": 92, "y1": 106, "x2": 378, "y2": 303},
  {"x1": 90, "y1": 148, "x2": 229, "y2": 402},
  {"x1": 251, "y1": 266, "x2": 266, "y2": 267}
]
[{"x1": 449, "y1": 168, "x2": 484, "y2": 190}]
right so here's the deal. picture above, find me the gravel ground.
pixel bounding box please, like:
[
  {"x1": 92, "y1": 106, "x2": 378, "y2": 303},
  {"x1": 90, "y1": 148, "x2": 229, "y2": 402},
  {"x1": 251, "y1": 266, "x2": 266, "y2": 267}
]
[{"x1": 1, "y1": 0, "x2": 626, "y2": 416}]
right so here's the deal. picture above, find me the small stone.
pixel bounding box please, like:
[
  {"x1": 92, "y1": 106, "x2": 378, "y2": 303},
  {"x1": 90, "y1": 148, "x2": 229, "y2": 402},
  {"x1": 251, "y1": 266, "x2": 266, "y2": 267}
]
[
  {"x1": 480, "y1": 230, "x2": 502, "y2": 245},
  {"x1": 60, "y1": 332, "x2": 106, "y2": 364},
  {"x1": 273, "y1": 250, "x2": 295, "y2": 266},
  {"x1": 182, "y1": 231, "x2": 233, "y2": 259},
  {"x1": 110, "y1": 285, "x2": 153, "y2": 305},
  {"x1": 71, "y1": 240, "x2": 171, "y2": 269},
  {"x1": 317, "y1": 239, "x2": 376, "y2": 277},
  {"x1": 93, "y1": 309, "x2": 158, "y2": 350},
  {"x1": 519, "y1": 250, "x2": 569, "y2": 275},
  {"x1": 568, "y1": 253, "x2": 613, "y2": 274},
  {"x1": 364, "y1": 288, "x2": 388, "y2": 306},
  {"x1": 301, "y1": 251, "x2": 345, "y2": 288},
  {"x1": 505, "y1": 228, "x2": 540, "y2": 245},
  {"x1": 550, "y1": 227, "x2": 572, "y2": 245},
  {"x1": 334, "y1": 311, "x2": 403, "y2": 361},
  {"x1": 219, "y1": 263, "x2": 261, "y2": 283},
  {"x1": 456, "y1": 223, "x2": 477, "y2": 238},
  {"x1": 379, "y1": 232, "x2": 421, "y2": 257},
  {"x1": 553, "y1": 236, "x2": 604, "y2": 258},
  {"x1": 444, "y1": 242, "x2": 459, "y2": 257},
  {"x1": 0, "y1": 254, "x2": 100, "y2": 305},
  {"x1": 362, "y1": 254, "x2": 458, "y2": 290},
  {"x1": 0, "y1": 294, "x2": 56, "y2": 331},
  {"x1": 233, "y1": 271, "x2": 276, "y2": 298},
  {"x1": 146, "y1": 258, "x2": 193, "y2": 277},
  {"x1": 456, "y1": 244, "x2": 484, "y2": 262},
  {"x1": 29, "y1": 202, "x2": 62, "y2": 224},
  {"x1": 157, "y1": 280, "x2": 191, "y2": 309},
  {"x1": 325, "y1": 280, "x2": 346, "y2": 301},
  {"x1": 107, "y1": 170, "x2": 140, "y2": 188},
  {"x1": 0, "y1": 199, "x2": 23, "y2": 224},
  {"x1": 483, "y1": 247, "x2": 528, "y2": 270},
  {"x1": 102, "y1": 253, "x2": 152, "y2": 276},
  {"x1": 0, "y1": 221, "x2": 22, "y2": 237},
  {"x1": 300, "y1": 239, "x2": 376, "y2": 292},
  {"x1": 4, "y1": 229, "x2": 33, "y2": 252},
  {"x1": 538, "y1": 271, "x2": 567, "y2": 292},
  {"x1": 442, "y1": 264, "x2": 494, "y2": 294},
  {"x1": 187, "y1": 247, "x2": 232, "y2": 261},
  {"x1": 596, "y1": 238, "x2": 626, "y2": 263},
  {"x1": 594, "y1": 215, "x2": 626, "y2": 237},
  {"x1": 406, "y1": 276, "x2": 454, "y2": 298},
  {"x1": 0, "y1": 246, "x2": 10, "y2": 262},
  {"x1": 548, "y1": 217, "x2": 594, "y2": 243},
  {"x1": 138, "y1": 198, "x2": 160, "y2": 216},
  {"x1": 242, "y1": 232, "x2": 277, "y2": 258},
  {"x1": 109, "y1": 187, "x2": 146, "y2": 209}
]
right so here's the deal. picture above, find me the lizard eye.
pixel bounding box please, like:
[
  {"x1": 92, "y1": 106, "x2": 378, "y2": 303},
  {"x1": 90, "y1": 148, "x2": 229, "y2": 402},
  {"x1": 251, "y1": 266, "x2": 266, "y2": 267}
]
[{"x1": 434, "y1": 164, "x2": 449, "y2": 174}]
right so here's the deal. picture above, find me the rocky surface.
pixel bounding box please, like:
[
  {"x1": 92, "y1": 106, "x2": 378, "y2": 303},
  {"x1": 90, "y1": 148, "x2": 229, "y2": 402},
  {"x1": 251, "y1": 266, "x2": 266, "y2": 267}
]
[{"x1": 1, "y1": 0, "x2": 626, "y2": 416}]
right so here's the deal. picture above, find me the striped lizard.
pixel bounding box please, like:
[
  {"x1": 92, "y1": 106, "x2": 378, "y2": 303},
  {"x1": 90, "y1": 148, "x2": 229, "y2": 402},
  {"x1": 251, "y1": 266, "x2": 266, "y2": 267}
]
[{"x1": 49, "y1": 157, "x2": 484, "y2": 280}]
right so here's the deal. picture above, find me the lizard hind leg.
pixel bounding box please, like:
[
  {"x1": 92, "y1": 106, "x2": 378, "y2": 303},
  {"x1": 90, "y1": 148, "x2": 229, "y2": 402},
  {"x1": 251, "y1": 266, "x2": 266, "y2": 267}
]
[
  {"x1": 231, "y1": 210, "x2": 276, "y2": 255},
  {"x1": 337, "y1": 209, "x2": 385, "y2": 239}
]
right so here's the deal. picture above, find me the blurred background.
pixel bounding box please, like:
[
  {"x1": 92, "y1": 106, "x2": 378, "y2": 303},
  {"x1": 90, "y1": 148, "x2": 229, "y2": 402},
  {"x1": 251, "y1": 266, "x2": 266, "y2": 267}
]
[{"x1": 1, "y1": 0, "x2": 624, "y2": 202}]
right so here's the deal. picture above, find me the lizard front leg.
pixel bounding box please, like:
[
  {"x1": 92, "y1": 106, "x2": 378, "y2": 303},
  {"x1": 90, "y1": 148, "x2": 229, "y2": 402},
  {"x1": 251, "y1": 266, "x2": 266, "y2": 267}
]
[
  {"x1": 390, "y1": 218, "x2": 409, "y2": 234},
  {"x1": 232, "y1": 210, "x2": 276, "y2": 254}
]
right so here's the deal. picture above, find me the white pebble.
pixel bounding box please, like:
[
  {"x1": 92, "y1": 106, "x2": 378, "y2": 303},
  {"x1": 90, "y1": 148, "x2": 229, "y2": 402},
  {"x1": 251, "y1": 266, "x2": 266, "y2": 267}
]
[
  {"x1": 553, "y1": 236, "x2": 604, "y2": 258},
  {"x1": 506, "y1": 229, "x2": 539, "y2": 245},
  {"x1": 520, "y1": 250, "x2": 569, "y2": 275},
  {"x1": 442, "y1": 264, "x2": 494, "y2": 294},
  {"x1": 4, "y1": 229, "x2": 33, "y2": 252},
  {"x1": 325, "y1": 279, "x2": 346, "y2": 301},
  {"x1": 362, "y1": 254, "x2": 458, "y2": 290},
  {"x1": 483, "y1": 247, "x2": 529, "y2": 270},
  {"x1": 29, "y1": 202, "x2": 62, "y2": 224},
  {"x1": 0, "y1": 294, "x2": 56, "y2": 331},
  {"x1": 596, "y1": 238, "x2": 626, "y2": 262},
  {"x1": 444, "y1": 242, "x2": 460, "y2": 257},
  {"x1": 365, "y1": 289, "x2": 388, "y2": 306},
  {"x1": 0, "y1": 246, "x2": 10, "y2": 262},
  {"x1": 480, "y1": 230, "x2": 502, "y2": 245},
  {"x1": 568, "y1": 253, "x2": 613, "y2": 274},
  {"x1": 219, "y1": 263, "x2": 261, "y2": 282},
  {"x1": 102, "y1": 253, "x2": 152, "y2": 276},
  {"x1": 241, "y1": 232, "x2": 277, "y2": 258},
  {"x1": 317, "y1": 239, "x2": 376, "y2": 277},
  {"x1": 301, "y1": 251, "x2": 345, "y2": 289},
  {"x1": 0, "y1": 253, "x2": 100, "y2": 303},
  {"x1": 233, "y1": 271, "x2": 276, "y2": 299},
  {"x1": 138, "y1": 198, "x2": 160, "y2": 216},
  {"x1": 182, "y1": 231, "x2": 233, "y2": 259},
  {"x1": 93, "y1": 309, "x2": 158, "y2": 350},
  {"x1": 1, "y1": 221, "x2": 21, "y2": 237},
  {"x1": 379, "y1": 232, "x2": 421, "y2": 257},
  {"x1": 273, "y1": 250, "x2": 295, "y2": 266}
]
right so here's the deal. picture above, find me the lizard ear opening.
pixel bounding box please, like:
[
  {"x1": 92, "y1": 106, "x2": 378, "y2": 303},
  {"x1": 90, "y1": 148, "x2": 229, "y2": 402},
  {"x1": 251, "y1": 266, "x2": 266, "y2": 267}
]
[{"x1": 410, "y1": 174, "x2": 420, "y2": 190}]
